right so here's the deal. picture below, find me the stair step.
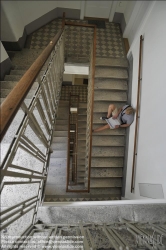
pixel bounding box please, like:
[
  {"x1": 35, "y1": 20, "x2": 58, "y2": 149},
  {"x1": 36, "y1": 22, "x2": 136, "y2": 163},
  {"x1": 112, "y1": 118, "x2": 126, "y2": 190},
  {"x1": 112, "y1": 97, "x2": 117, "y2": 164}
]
[
  {"x1": 95, "y1": 57, "x2": 128, "y2": 68},
  {"x1": 78, "y1": 115, "x2": 86, "y2": 121},
  {"x1": 91, "y1": 167, "x2": 123, "y2": 177},
  {"x1": 49, "y1": 157, "x2": 67, "y2": 167},
  {"x1": 94, "y1": 78, "x2": 128, "y2": 91},
  {"x1": 54, "y1": 125, "x2": 68, "y2": 131},
  {"x1": 59, "y1": 100, "x2": 69, "y2": 106},
  {"x1": 77, "y1": 135, "x2": 86, "y2": 141},
  {"x1": 0, "y1": 81, "x2": 38, "y2": 90},
  {"x1": 44, "y1": 192, "x2": 120, "y2": 200},
  {"x1": 93, "y1": 102, "x2": 126, "y2": 112},
  {"x1": 90, "y1": 187, "x2": 121, "y2": 195},
  {"x1": 79, "y1": 103, "x2": 87, "y2": 109},
  {"x1": 78, "y1": 121, "x2": 86, "y2": 128},
  {"x1": 0, "y1": 88, "x2": 35, "y2": 99},
  {"x1": 51, "y1": 150, "x2": 67, "y2": 158},
  {"x1": 56, "y1": 119, "x2": 68, "y2": 125},
  {"x1": 11, "y1": 48, "x2": 43, "y2": 65},
  {"x1": 92, "y1": 125, "x2": 126, "y2": 135},
  {"x1": 90, "y1": 178, "x2": 122, "y2": 188},
  {"x1": 54, "y1": 131, "x2": 68, "y2": 137},
  {"x1": 77, "y1": 166, "x2": 85, "y2": 172},
  {"x1": 51, "y1": 143, "x2": 67, "y2": 150},
  {"x1": 52, "y1": 137, "x2": 68, "y2": 143},
  {"x1": 95, "y1": 67, "x2": 128, "y2": 79},
  {"x1": 77, "y1": 152, "x2": 85, "y2": 158},
  {"x1": 94, "y1": 90, "x2": 127, "y2": 102},
  {"x1": 78, "y1": 128, "x2": 86, "y2": 134},
  {"x1": 10, "y1": 69, "x2": 27, "y2": 75},
  {"x1": 92, "y1": 146, "x2": 124, "y2": 157},
  {"x1": 78, "y1": 109, "x2": 87, "y2": 115},
  {"x1": 91, "y1": 157, "x2": 124, "y2": 168},
  {"x1": 92, "y1": 135, "x2": 125, "y2": 146},
  {"x1": 4, "y1": 75, "x2": 23, "y2": 81},
  {"x1": 77, "y1": 141, "x2": 86, "y2": 147}
]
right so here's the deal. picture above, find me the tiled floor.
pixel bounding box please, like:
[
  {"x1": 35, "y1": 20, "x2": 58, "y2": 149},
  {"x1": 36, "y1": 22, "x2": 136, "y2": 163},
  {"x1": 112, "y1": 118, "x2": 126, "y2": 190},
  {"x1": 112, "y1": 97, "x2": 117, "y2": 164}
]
[{"x1": 28, "y1": 18, "x2": 126, "y2": 58}]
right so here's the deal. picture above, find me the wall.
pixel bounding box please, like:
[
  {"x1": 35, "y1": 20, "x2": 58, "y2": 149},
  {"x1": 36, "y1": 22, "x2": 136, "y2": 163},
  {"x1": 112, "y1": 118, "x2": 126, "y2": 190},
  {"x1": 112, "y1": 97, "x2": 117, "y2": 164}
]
[
  {"x1": 1, "y1": 1, "x2": 24, "y2": 42},
  {"x1": 0, "y1": 43, "x2": 9, "y2": 63},
  {"x1": 123, "y1": 1, "x2": 136, "y2": 25},
  {"x1": 17, "y1": 1, "x2": 81, "y2": 26},
  {"x1": 125, "y1": 1, "x2": 166, "y2": 200}
]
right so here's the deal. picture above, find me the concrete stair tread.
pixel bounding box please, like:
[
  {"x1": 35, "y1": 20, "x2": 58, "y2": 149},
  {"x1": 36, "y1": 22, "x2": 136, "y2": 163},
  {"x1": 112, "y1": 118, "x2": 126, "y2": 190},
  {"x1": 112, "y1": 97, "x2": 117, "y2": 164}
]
[
  {"x1": 91, "y1": 157, "x2": 124, "y2": 168},
  {"x1": 0, "y1": 81, "x2": 38, "y2": 90},
  {"x1": 53, "y1": 131, "x2": 68, "y2": 137},
  {"x1": 78, "y1": 128, "x2": 86, "y2": 134},
  {"x1": 92, "y1": 135, "x2": 125, "y2": 146},
  {"x1": 54, "y1": 125, "x2": 68, "y2": 131},
  {"x1": 92, "y1": 125, "x2": 126, "y2": 135},
  {"x1": 93, "y1": 102, "x2": 126, "y2": 112},
  {"x1": 44, "y1": 193, "x2": 121, "y2": 200},
  {"x1": 91, "y1": 167, "x2": 123, "y2": 177},
  {"x1": 94, "y1": 78, "x2": 128, "y2": 91},
  {"x1": 95, "y1": 57, "x2": 128, "y2": 68},
  {"x1": 92, "y1": 146, "x2": 124, "y2": 157},
  {"x1": 77, "y1": 135, "x2": 86, "y2": 140},
  {"x1": 52, "y1": 143, "x2": 67, "y2": 150},
  {"x1": 90, "y1": 178, "x2": 122, "y2": 188},
  {"x1": 94, "y1": 90, "x2": 127, "y2": 102},
  {"x1": 95, "y1": 67, "x2": 128, "y2": 79}
]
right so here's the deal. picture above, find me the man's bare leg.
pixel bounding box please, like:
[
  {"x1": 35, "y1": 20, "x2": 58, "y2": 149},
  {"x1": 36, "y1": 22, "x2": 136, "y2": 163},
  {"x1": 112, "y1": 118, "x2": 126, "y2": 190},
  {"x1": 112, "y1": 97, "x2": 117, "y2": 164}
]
[
  {"x1": 93, "y1": 124, "x2": 110, "y2": 132},
  {"x1": 107, "y1": 104, "x2": 116, "y2": 118}
]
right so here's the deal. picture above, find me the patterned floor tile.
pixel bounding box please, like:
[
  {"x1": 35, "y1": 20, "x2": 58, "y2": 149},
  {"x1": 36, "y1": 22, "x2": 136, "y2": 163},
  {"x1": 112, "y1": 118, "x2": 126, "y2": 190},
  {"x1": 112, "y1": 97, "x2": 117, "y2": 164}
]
[{"x1": 29, "y1": 18, "x2": 125, "y2": 58}]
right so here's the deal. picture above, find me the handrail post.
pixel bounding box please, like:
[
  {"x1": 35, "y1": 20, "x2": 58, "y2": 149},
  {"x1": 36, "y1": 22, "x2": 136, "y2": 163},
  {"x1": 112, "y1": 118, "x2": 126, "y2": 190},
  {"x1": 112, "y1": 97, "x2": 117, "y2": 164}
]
[{"x1": 131, "y1": 35, "x2": 144, "y2": 193}]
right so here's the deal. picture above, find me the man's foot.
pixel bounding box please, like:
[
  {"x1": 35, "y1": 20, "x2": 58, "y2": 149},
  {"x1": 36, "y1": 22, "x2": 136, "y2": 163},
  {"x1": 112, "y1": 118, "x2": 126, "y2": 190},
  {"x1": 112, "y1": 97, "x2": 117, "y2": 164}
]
[{"x1": 100, "y1": 116, "x2": 108, "y2": 120}]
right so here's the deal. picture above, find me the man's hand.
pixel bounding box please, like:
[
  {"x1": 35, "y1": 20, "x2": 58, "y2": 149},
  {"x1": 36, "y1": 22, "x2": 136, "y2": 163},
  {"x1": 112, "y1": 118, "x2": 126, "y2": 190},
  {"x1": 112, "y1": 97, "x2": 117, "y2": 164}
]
[
  {"x1": 112, "y1": 115, "x2": 118, "y2": 119},
  {"x1": 115, "y1": 125, "x2": 120, "y2": 129}
]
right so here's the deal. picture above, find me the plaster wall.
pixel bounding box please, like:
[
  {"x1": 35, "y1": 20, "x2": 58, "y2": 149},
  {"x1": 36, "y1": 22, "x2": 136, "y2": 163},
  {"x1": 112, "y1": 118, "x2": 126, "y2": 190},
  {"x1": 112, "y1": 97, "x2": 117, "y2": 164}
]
[{"x1": 125, "y1": 1, "x2": 166, "y2": 200}]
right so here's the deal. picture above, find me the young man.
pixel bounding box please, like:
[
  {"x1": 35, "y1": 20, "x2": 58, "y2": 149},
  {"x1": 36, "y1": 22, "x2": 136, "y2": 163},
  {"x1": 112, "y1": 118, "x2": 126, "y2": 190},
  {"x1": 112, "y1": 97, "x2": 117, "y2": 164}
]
[{"x1": 93, "y1": 104, "x2": 134, "y2": 132}]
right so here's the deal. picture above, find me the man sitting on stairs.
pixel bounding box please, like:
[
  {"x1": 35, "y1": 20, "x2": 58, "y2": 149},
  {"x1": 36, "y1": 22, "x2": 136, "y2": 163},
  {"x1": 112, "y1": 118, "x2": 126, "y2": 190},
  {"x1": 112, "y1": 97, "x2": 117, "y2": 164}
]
[{"x1": 93, "y1": 104, "x2": 134, "y2": 132}]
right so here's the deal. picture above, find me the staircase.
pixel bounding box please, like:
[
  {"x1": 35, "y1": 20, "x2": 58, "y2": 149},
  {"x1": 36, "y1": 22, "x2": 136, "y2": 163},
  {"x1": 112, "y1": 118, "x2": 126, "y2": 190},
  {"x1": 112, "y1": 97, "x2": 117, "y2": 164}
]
[{"x1": 91, "y1": 57, "x2": 128, "y2": 198}]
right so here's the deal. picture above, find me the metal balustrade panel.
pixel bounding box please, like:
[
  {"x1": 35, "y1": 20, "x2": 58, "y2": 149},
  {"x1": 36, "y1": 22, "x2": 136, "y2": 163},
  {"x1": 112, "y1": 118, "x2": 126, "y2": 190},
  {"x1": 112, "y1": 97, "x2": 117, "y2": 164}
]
[{"x1": 0, "y1": 31, "x2": 65, "y2": 239}]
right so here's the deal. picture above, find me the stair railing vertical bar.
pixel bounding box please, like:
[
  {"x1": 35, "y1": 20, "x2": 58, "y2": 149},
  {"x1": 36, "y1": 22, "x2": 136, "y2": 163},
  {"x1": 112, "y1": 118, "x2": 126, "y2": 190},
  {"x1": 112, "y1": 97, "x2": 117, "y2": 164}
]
[
  {"x1": 0, "y1": 30, "x2": 65, "y2": 232},
  {"x1": 131, "y1": 35, "x2": 144, "y2": 193}
]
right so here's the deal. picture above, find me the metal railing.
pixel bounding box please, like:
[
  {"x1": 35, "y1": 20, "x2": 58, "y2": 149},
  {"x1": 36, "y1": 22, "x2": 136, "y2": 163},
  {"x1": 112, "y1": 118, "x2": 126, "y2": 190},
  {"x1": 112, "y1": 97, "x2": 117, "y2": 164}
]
[
  {"x1": 2, "y1": 219, "x2": 165, "y2": 250},
  {"x1": 0, "y1": 29, "x2": 65, "y2": 232}
]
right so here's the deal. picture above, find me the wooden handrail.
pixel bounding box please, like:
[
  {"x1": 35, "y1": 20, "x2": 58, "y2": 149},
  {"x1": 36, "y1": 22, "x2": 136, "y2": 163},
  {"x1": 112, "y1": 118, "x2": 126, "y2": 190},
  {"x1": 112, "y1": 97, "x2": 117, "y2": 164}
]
[
  {"x1": 87, "y1": 27, "x2": 97, "y2": 192},
  {"x1": 131, "y1": 35, "x2": 144, "y2": 193},
  {"x1": 0, "y1": 29, "x2": 64, "y2": 142}
]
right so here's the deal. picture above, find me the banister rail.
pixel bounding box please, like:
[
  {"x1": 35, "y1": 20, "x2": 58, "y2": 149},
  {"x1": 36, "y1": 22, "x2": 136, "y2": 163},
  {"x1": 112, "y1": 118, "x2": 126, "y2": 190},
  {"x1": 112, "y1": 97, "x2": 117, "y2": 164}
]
[
  {"x1": 131, "y1": 35, "x2": 144, "y2": 192},
  {"x1": 0, "y1": 29, "x2": 64, "y2": 141}
]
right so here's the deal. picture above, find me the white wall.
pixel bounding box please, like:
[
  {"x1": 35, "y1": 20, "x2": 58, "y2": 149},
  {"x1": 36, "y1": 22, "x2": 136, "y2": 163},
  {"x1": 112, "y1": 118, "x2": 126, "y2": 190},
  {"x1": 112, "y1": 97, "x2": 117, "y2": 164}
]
[
  {"x1": 1, "y1": 1, "x2": 24, "y2": 41},
  {"x1": 123, "y1": 1, "x2": 136, "y2": 25},
  {"x1": 0, "y1": 42, "x2": 9, "y2": 63},
  {"x1": 125, "y1": 1, "x2": 166, "y2": 200},
  {"x1": 17, "y1": 1, "x2": 81, "y2": 26}
]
